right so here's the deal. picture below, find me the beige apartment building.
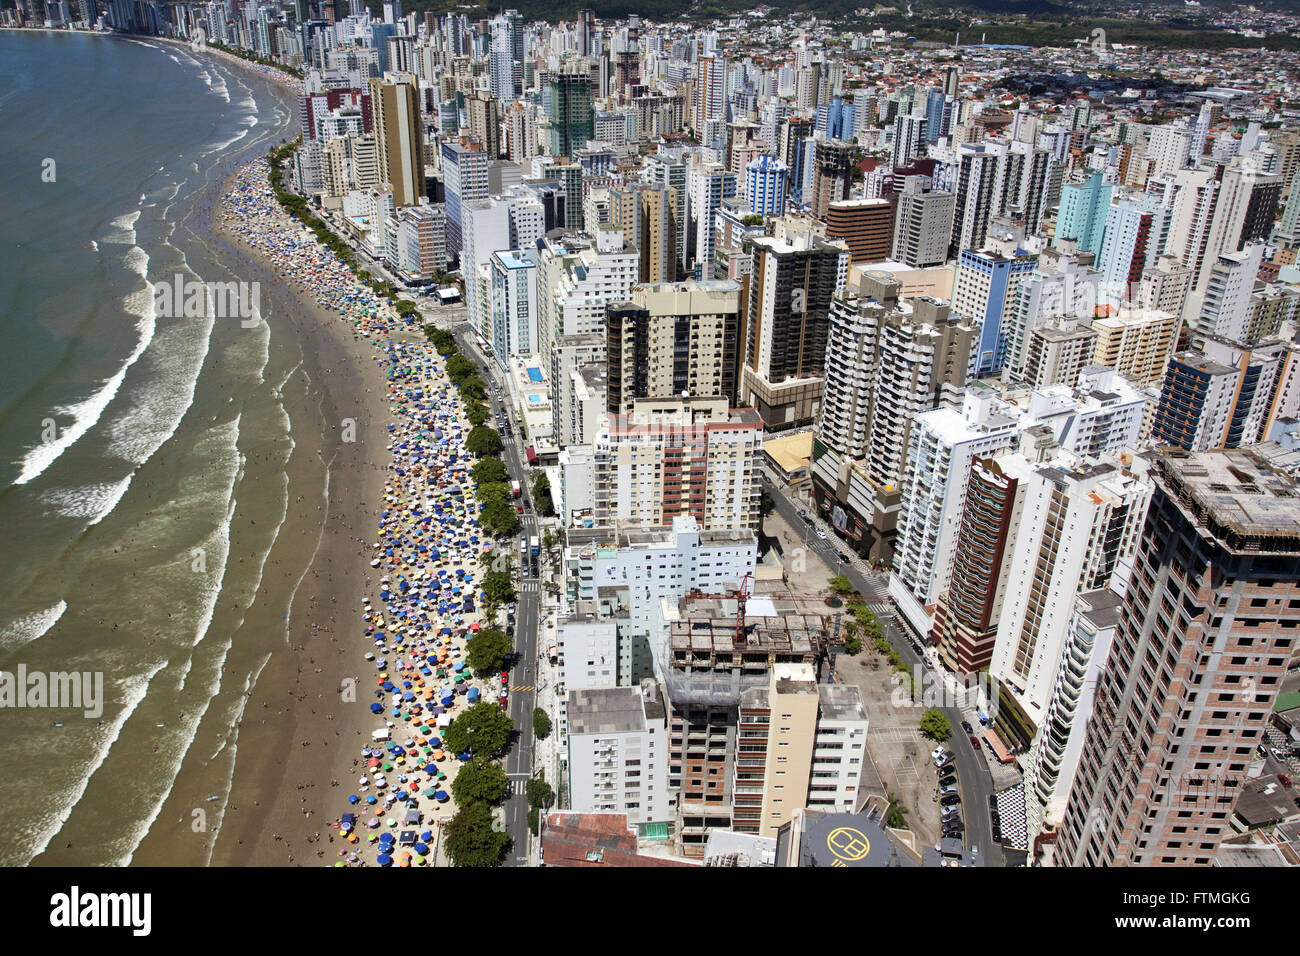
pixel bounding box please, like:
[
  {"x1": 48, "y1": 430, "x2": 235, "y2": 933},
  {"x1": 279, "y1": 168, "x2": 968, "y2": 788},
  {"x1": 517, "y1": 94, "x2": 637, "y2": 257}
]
[
  {"x1": 369, "y1": 72, "x2": 423, "y2": 207},
  {"x1": 1089, "y1": 307, "x2": 1179, "y2": 387},
  {"x1": 605, "y1": 280, "x2": 742, "y2": 414},
  {"x1": 1056, "y1": 449, "x2": 1300, "y2": 866}
]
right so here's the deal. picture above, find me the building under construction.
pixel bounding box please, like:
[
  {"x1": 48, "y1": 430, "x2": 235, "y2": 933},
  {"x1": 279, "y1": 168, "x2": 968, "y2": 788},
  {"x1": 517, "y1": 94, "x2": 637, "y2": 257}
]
[{"x1": 655, "y1": 586, "x2": 835, "y2": 858}]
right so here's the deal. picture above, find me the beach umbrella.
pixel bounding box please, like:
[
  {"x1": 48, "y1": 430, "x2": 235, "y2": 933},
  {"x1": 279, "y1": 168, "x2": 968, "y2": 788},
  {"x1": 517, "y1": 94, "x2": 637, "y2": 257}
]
[
  {"x1": 348, "y1": 794, "x2": 359, "y2": 805},
  {"x1": 376, "y1": 854, "x2": 393, "y2": 866}
]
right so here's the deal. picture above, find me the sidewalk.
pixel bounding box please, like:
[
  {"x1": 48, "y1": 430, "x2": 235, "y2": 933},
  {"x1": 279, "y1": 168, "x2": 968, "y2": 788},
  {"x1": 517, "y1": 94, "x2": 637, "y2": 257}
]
[{"x1": 520, "y1": 524, "x2": 563, "y2": 866}]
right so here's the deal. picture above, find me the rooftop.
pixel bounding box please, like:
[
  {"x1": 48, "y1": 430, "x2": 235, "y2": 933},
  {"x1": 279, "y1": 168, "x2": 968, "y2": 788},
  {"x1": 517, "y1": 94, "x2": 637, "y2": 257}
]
[
  {"x1": 568, "y1": 687, "x2": 646, "y2": 736},
  {"x1": 541, "y1": 812, "x2": 697, "y2": 868},
  {"x1": 1155, "y1": 449, "x2": 1300, "y2": 549}
]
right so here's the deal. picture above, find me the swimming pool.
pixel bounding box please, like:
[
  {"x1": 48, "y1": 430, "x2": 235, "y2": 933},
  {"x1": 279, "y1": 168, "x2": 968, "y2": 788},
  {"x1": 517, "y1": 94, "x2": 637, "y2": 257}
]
[
  {"x1": 526, "y1": 367, "x2": 543, "y2": 383},
  {"x1": 527, "y1": 394, "x2": 542, "y2": 405}
]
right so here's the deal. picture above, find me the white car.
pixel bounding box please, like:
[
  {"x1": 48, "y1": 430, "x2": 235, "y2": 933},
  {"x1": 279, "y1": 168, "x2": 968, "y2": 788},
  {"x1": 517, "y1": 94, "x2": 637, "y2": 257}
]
[
  {"x1": 931, "y1": 747, "x2": 948, "y2": 762},
  {"x1": 816, "y1": 528, "x2": 827, "y2": 539}
]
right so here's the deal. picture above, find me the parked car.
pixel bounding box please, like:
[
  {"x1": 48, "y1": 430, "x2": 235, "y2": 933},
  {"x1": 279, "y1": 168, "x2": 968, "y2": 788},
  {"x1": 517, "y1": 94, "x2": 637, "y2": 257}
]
[
  {"x1": 940, "y1": 793, "x2": 962, "y2": 807},
  {"x1": 1279, "y1": 773, "x2": 1292, "y2": 787},
  {"x1": 938, "y1": 774, "x2": 957, "y2": 789},
  {"x1": 961, "y1": 720, "x2": 974, "y2": 734},
  {"x1": 970, "y1": 735, "x2": 982, "y2": 750},
  {"x1": 935, "y1": 754, "x2": 955, "y2": 771},
  {"x1": 931, "y1": 747, "x2": 948, "y2": 762},
  {"x1": 938, "y1": 785, "x2": 959, "y2": 797},
  {"x1": 816, "y1": 528, "x2": 827, "y2": 539}
]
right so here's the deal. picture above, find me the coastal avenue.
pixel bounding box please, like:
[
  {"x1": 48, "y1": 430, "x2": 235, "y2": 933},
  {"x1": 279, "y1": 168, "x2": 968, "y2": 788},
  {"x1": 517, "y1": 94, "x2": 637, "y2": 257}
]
[
  {"x1": 759, "y1": 472, "x2": 1006, "y2": 867},
  {"x1": 450, "y1": 322, "x2": 539, "y2": 866}
]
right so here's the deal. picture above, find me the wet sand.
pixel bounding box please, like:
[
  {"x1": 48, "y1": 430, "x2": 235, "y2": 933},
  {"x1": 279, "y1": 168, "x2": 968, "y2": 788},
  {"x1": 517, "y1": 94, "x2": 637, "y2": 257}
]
[{"x1": 127, "y1": 167, "x2": 390, "y2": 866}]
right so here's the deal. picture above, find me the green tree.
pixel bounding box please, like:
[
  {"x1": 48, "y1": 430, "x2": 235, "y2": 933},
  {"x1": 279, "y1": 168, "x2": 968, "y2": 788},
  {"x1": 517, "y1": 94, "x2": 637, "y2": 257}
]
[
  {"x1": 473, "y1": 458, "x2": 509, "y2": 485},
  {"x1": 532, "y1": 473, "x2": 554, "y2": 517},
  {"x1": 885, "y1": 792, "x2": 908, "y2": 829},
  {"x1": 527, "y1": 806, "x2": 540, "y2": 835},
  {"x1": 467, "y1": 426, "x2": 503, "y2": 457},
  {"x1": 459, "y1": 375, "x2": 487, "y2": 403},
  {"x1": 844, "y1": 634, "x2": 863, "y2": 656},
  {"x1": 475, "y1": 481, "x2": 512, "y2": 504},
  {"x1": 828, "y1": 575, "x2": 855, "y2": 596},
  {"x1": 426, "y1": 327, "x2": 458, "y2": 354},
  {"x1": 525, "y1": 775, "x2": 554, "y2": 810},
  {"x1": 920, "y1": 708, "x2": 952, "y2": 742},
  {"x1": 480, "y1": 497, "x2": 520, "y2": 537},
  {"x1": 443, "y1": 701, "x2": 514, "y2": 758},
  {"x1": 445, "y1": 353, "x2": 478, "y2": 385},
  {"x1": 533, "y1": 707, "x2": 551, "y2": 739},
  {"x1": 465, "y1": 401, "x2": 489, "y2": 427},
  {"x1": 482, "y1": 570, "x2": 517, "y2": 606},
  {"x1": 395, "y1": 300, "x2": 417, "y2": 316},
  {"x1": 466, "y1": 627, "x2": 514, "y2": 673},
  {"x1": 443, "y1": 800, "x2": 508, "y2": 867},
  {"x1": 449, "y1": 757, "x2": 508, "y2": 806}
]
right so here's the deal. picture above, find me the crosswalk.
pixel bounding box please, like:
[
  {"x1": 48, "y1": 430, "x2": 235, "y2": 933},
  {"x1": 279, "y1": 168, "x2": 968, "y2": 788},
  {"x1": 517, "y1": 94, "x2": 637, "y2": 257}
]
[
  {"x1": 508, "y1": 684, "x2": 535, "y2": 693},
  {"x1": 521, "y1": 581, "x2": 538, "y2": 593},
  {"x1": 510, "y1": 779, "x2": 527, "y2": 795},
  {"x1": 868, "y1": 601, "x2": 893, "y2": 618}
]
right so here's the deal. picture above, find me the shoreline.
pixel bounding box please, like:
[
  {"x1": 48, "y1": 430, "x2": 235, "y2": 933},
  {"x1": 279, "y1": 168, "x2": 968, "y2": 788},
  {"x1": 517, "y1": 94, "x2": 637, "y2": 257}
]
[
  {"x1": 199, "y1": 158, "x2": 504, "y2": 867},
  {"x1": 203, "y1": 166, "x2": 391, "y2": 867}
]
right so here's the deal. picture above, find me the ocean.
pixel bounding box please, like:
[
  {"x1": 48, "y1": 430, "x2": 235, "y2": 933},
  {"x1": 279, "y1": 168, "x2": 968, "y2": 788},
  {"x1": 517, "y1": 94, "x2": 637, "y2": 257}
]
[{"x1": 0, "y1": 30, "x2": 305, "y2": 865}]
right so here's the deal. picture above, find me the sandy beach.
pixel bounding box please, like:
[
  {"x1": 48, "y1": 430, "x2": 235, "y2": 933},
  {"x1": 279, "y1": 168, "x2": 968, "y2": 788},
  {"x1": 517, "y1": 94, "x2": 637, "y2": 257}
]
[{"x1": 152, "y1": 154, "x2": 501, "y2": 867}]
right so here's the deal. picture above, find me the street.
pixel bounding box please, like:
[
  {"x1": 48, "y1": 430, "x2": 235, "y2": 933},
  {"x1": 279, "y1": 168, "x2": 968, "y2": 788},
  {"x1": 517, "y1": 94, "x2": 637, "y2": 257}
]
[
  {"x1": 449, "y1": 321, "x2": 541, "y2": 867},
  {"x1": 760, "y1": 472, "x2": 1006, "y2": 866}
]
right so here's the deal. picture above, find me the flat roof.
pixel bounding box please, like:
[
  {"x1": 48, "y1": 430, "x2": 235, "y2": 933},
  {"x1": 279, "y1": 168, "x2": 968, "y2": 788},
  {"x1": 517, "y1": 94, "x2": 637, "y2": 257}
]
[
  {"x1": 1155, "y1": 449, "x2": 1300, "y2": 545},
  {"x1": 568, "y1": 687, "x2": 646, "y2": 736}
]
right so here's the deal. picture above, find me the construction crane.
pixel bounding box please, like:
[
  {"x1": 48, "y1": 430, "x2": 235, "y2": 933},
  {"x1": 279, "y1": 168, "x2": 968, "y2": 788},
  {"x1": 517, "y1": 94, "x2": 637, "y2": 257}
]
[{"x1": 734, "y1": 571, "x2": 752, "y2": 646}]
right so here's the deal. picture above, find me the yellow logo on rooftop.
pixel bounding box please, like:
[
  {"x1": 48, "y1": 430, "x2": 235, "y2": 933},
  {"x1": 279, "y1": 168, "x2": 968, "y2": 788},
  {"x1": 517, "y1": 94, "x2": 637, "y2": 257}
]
[{"x1": 827, "y1": 826, "x2": 870, "y2": 863}]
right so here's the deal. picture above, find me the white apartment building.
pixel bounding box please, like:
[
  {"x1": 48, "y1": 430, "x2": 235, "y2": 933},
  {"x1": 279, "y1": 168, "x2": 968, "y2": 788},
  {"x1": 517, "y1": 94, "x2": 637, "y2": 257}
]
[
  {"x1": 1013, "y1": 366, "x2": 1148, "y2": 459},
  {"x1": 890, "y1": 385, "x2": 1020, "y2": 633},
  {"x1": 1004, "y1": 250, "x2": 1102, "y2": 384},
  {"x1": 555, "y1": 614, "x2": 619, "y2": 738},
  {"x1": 567, "y1": 681, "x2": 672, "y2": 829},
  {"x1": 1022, "y1": 587, "x2": 1122, "y2": 839},
  {"x1": 488, "y1": 249, "x2": 538, "y2": 366},
  {"x1": 551, "y1": 230, "x2": 639, "y2": 340},
  {"x1": 809, "y1": 685, "x2": 870, "y2": 813},
  {"x1": 565, "y1": 514, "x2": 756, "y2": 612},
  {"x1": 989, "y1": 457, "x2": 1151, "y2": 730}
]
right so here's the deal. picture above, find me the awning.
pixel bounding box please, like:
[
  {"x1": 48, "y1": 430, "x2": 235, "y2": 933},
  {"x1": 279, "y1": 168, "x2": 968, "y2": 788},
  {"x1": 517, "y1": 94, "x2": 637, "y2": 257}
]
[
  {"x1": 983, "y1": 728, "x2": 1016, "y2": 765},
  {"x1": 525, "y1": 446, "x2": 537, "y2": 465}
]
